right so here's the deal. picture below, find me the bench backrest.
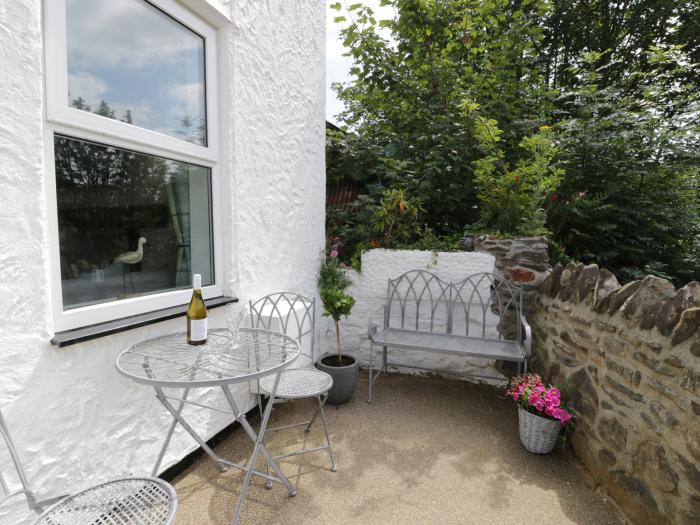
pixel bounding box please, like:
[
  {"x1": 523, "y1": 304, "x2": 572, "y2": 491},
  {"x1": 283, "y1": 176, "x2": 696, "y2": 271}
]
[
  {"x1": 384, "y1": 270, "x2": 523, "y2": 341},
  {"x1": 385, "y1": 270, "x2": 452, "y2": 333},
  {"x1": 450, "y1": 272, "x2": 523, "y2": 340}
]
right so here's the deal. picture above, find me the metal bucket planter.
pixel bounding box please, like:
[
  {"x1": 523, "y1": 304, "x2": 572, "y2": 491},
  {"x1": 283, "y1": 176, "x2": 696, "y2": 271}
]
[
  {"x1": 315, "y1": 354, "x2": 359, "y2": 405},
  {"x1": 518, "y1": 407, "x2": 562, "y2": 454}
]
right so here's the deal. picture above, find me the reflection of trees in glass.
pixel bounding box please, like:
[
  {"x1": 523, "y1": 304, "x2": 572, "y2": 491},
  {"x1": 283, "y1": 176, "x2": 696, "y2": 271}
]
[
  {"x1": 69, "y1": 97, "x2": 205, "y2": 146},
  {"x1": 177, "y1": 115, "x2": 206, "y2": 147},
  {"x1": 56, "y1": 100, "x2": 179, "y2": 276}
]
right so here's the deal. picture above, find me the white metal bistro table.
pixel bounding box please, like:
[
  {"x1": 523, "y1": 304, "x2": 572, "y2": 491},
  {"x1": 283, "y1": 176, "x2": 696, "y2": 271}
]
[{"x1": 115, "y1": 327, "x2": 300, "y2": 525}]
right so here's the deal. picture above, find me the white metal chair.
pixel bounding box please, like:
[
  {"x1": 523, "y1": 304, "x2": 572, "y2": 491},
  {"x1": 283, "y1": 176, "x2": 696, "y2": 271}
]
[
  {"x1": 0, "y1": 408, "x2": 177, "y2": 525},
  {"x1": 249, "y1": 293, "x2": 337, "y2": 477}
]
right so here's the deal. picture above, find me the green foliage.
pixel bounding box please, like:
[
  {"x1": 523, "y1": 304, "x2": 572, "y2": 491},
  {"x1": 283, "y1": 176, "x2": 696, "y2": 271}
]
[
  {"x1": 319, "y1": 287, "x2": 356, "y2": 323},
  {"x1": 318, "y1": 253, "x2": 356, "y2": 359},
  {"x1": 318, "y1": 251, "x2": 352, "y2": 291},
  {"x1": 332, "y1": 0, "x2": 554, "y2": 233},
  {"x1": 548, "y1": 48, "x2": 700, "y2": 284},
  {"x1": 328, "y1": 0, "x2": 700, "y2": 285},
  {"x1": 370, "y1": 188, "x2": 424, "y2": 246},
  {"x1": 465, "y1": 101, "x2": 562, "y2": 235}
]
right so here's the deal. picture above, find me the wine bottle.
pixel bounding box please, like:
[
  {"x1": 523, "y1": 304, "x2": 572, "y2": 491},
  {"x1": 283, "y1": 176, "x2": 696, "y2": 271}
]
[{"x1": 187, "y1": 274, "x2": 207, "y2": 345}]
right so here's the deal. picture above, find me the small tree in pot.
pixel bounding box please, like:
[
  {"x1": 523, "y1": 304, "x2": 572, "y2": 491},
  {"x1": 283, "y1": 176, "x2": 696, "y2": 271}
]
[{"x1": 316, "y1": 247, "x2": 358, "y2": 404}]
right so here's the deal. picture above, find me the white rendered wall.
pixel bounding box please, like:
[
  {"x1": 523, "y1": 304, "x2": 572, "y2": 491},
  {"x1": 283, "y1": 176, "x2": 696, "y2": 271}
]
[
  {"x1": 320, "y1": 249, "x2": 508, "y2": 385},
  {"x1": 0, "y1": 0, "x2": 325, "y2": 521}
]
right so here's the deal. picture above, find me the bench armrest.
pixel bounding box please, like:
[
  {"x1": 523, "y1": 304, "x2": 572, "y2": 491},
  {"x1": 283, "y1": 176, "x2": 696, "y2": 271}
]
[
  {"x1": 367, "y1": 304, "x2": 386, "y2": 340},
  {"x1": 521, "y1": 316, "x2": 532, "y2": 358}
]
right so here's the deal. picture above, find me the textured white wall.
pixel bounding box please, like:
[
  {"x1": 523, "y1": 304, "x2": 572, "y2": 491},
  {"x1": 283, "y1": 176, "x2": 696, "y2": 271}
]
[
  {"x1": 0, "y1": 0, "x2": 325, "y2": 521},
  {"x1": 320, "y1": 249, "x2": 508, "y2": 387}
]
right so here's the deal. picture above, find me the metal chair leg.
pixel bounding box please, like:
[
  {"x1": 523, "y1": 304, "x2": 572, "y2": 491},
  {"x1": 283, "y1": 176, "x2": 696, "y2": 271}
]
[
  {"x1": 368, "y1": 344, "x2": 374, "y2": 403},
  {"x1": 304, "y1": 402, "x2": 322, "y2": 433},
  {"x1": 317, "y1": 395, "x2": 337, "y2": 472}
]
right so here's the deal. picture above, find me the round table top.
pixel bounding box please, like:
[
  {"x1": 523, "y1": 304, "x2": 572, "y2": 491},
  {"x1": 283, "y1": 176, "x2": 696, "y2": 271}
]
[{"x1": 115, "y1": 328, "x2": 300, "y2": 388}]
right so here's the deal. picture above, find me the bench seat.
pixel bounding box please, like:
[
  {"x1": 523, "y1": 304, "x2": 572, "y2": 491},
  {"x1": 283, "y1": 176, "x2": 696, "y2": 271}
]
[{"x1": 372, "y1": 327, "x2": 526, "y2": 362}]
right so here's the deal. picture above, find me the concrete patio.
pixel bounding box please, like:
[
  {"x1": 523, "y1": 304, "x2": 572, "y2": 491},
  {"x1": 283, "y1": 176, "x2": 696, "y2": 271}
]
[{"x1": 171, "y1": 372, "x2": 625, "y2": 524}]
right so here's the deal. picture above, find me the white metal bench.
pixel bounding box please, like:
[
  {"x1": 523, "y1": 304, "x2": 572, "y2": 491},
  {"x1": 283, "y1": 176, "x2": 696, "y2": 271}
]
[{"x1": 367, "y1": 271, "x2": 531, "y2": 402}]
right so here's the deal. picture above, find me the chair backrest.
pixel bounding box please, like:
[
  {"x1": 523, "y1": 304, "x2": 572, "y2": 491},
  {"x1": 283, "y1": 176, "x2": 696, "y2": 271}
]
[
  {"x1": 0, "y1": 409, "x2": 37, "y2": 511},
  {"x1": 249, "y1": 292, "x2": 316, "y2": 362},
  {"x1": 450, "y1": 272, "x2": 523, "y2": 340},
  {"x1": 383, "y1": 271, "x2": 523, "y2": 341},
  {"x1": 385, "y1": 270, "x2": 452, "y2": 333}
]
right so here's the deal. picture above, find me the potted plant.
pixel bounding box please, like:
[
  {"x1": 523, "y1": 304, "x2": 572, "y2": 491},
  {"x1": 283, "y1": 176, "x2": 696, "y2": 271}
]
[
  {"x1": 506, "y1": 373, "x2": 573, "y2": 454},
  {"x1": 316, "y1": 246, "x2": 358, "y2": 404}
]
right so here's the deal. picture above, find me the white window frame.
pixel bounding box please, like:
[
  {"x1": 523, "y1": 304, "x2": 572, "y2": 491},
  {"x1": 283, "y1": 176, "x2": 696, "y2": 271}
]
[{"x1": 43, "y1": 0, "x2": 229, "y2": 332}]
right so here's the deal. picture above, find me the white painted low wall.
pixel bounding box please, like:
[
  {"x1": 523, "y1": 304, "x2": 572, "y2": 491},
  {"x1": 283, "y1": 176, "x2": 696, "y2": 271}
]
[{"x1": 320, "y1": 249, "x2": 508, "y2": 387}]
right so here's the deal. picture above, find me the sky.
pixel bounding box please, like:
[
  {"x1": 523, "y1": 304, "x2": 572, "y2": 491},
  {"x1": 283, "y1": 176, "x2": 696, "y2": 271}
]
[
  {"x1": 67, "y1": 0, "x2": 388, "y2": 133},
  {"x1": 66, "y1": 0, "x2": 206, "y2": 145},
  {"x1": 326, "y1": 1, "x2": 394, "y2": 125}
]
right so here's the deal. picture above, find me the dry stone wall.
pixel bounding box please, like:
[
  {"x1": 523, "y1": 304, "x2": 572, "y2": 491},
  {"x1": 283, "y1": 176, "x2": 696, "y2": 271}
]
[{"x1": 532, "y1": 263, "x2": 699, "y2": 525}]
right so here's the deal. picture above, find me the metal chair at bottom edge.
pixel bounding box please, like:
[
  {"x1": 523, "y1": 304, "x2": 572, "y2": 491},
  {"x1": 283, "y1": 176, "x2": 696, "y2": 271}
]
[
  {"x1": 250, "y1": 292, "x2": 337, "y2": 481},
  {"x1": 0, "y1": 408, "x2": 177, "y2": 525}
]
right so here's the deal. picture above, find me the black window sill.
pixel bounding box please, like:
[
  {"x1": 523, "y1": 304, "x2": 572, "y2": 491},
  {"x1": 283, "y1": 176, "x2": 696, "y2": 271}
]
[{"x1": 51, "y1": 296, "x2": 238, "y2": 348}]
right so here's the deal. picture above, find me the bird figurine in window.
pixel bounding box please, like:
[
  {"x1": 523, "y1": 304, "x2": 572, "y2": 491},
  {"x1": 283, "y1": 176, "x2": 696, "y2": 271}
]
[{"x1": 114, "y1": 237, "x2": 147, "y2": 293}]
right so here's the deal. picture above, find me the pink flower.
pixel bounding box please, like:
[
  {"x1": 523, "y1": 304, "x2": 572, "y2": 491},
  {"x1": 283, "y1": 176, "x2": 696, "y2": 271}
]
[
  {"x1": 330, "y1": 250, "x2": 339, "y2": 258},
  {"x1": 547, "y1": 388, "x2": 561, "y2": 399},
  {"x1": 555, "y1": 409, "x2": 572, "y2": 425},
  {"x1": 534, "y1": 399, "x2": 545, "y2": 412},
  {"x1": 545, "y1": 405, "x2": 556, "y2": 417}
]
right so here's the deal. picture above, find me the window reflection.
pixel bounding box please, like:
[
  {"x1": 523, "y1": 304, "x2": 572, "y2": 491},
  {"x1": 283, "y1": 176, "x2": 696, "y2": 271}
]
[
  {"x1": 66, "y1": 0, "x2": 207, "y2": 146},
  {"x1": 54, "y1": 135, "x2": 213, "y2": 309}
]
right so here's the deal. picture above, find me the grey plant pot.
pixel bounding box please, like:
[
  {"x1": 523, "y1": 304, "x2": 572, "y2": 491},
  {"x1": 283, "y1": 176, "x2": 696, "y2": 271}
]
[{"x1": 315, "y1": 354, "x2": 359, "y2": 405}]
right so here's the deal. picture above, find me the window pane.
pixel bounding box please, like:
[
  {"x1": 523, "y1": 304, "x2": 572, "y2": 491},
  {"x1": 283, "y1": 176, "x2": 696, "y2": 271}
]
[
  {"x1": 54, "y1": 135, "x2": 214, "y2": 310},
  {"x1": 66, "y1": 0, "x2": 207, "y2": 146}
]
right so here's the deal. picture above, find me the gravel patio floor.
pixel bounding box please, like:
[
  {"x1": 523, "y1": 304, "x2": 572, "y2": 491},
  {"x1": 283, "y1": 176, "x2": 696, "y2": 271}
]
[{"x1": 172, "y1": 371, "x2": 626, "y2": 525}]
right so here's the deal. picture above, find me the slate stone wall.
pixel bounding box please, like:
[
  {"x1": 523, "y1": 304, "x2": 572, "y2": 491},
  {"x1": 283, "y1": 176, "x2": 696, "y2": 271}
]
[
  {"x1": 532, "y1": 264, "x2": 699, "y2": 525},
  {"x1": 476, "y1": 238, "x2": 698, "y2": 524}
]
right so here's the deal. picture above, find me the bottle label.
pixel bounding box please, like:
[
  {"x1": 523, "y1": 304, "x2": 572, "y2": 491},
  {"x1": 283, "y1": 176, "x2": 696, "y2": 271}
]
[{"x1": 190, "y1": 319, "x2": 207, "y2": 341}]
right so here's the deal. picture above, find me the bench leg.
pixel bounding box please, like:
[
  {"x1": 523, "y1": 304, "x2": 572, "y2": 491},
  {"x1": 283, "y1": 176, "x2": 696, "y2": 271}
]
[{"x1": 383, "y1": 346, "x2": 388, "y2": 373}]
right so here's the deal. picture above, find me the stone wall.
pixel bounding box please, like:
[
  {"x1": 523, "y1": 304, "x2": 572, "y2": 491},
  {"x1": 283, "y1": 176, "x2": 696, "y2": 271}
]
[{"x1": 531, "y1": 263, "x2": 699, "y2": 525}]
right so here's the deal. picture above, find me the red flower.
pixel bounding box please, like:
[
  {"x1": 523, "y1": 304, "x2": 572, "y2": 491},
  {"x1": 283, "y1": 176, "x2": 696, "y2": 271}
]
[
  {"x1": 514, "y1": 175, "x2": 521, "y2": 184},
  {"x1": 550, "y1": 193, "x2": 558, "y2": 203}
]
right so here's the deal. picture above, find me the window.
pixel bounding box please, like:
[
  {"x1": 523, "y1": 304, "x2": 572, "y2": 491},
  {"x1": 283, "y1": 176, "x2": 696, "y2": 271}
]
[{"x1": 45, "y1": 0, "x2": 224, "y2": 331}]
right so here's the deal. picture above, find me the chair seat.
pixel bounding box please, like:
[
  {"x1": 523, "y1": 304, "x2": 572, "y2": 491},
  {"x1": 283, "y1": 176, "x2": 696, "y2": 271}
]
[
  {"x1": 34, "y1": 477, "x2": 177, "y2": 525},
  {"x1": 259, "y1": 369, "x2": 333, "y2": 399}
]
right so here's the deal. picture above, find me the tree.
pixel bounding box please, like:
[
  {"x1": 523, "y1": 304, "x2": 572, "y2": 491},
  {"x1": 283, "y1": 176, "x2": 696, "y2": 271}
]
[
  {"x1": 327, "y1": 0, "x2": 700, "y2": 283},
  {"x1": 548, "y1": 48, "x2": 700, "y2": 284},
  {"x1": 331, "y1": 0, "x2": 554, "y2": 233}
]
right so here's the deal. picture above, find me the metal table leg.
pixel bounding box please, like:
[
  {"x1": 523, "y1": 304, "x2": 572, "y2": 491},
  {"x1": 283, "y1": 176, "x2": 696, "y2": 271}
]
[
  {"x1": 220, "y1": 385, "x2": 296, "y2": 495},
  {"x1": 228, "y1": 372, "x2": 295, "y2": 525},
  {"x1": 153, "y1": 387, "x2": 227, "y2": 471},
  {"x1": 152, "y1": 387, "x2": 191, "y2": 476}
]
